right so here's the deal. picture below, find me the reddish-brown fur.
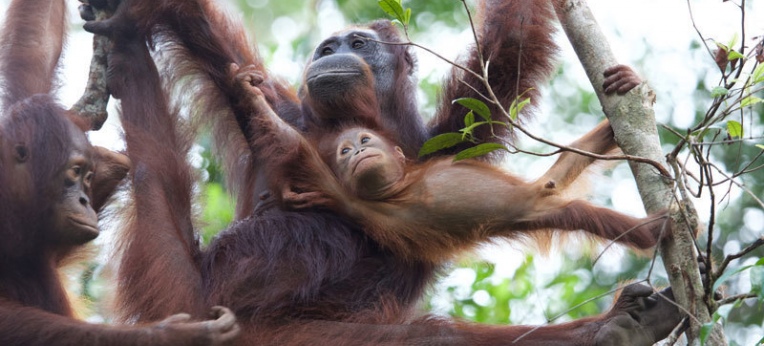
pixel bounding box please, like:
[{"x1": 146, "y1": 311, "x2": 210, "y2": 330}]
[
  {"x1": 83, "y1": 0, "x2": 679, "y2": 344},
  {"x1": 0, "y1": 0, "x2": 238, "y2": 344},
  {"x1": 431, "y1": 0, "x2": 559, "y2": 154},
  {"x1": 232, "y1": 68, "x2": 665, "y2": 263},
  {"x1": 0, "y1": 0, "x2": 110, "y2": 319}
]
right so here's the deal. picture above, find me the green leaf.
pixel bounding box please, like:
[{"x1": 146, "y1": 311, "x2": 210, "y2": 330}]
[
  {"x1": 464, "y1": 111, "x2": 475, "y2": 127},
  {"x1": 404, "y1": 8, "x2": 411, "y2": 26},
  {"x1": 454, "y1": 97, "x2": 491, "y2": 121},
  {"x1": 460, "y1": 120, "x2": 490, "y2": 139},
  {"x1": 710, "y1": 87, "x2": 729, "y2": 97},
  {"x1": 454, "y1": 143, "x2": 507, "y2": 161},
  {"x1": 727, "y1": 50, "x2": 745, "y2": 61},
  {"x1": 700, "y1": 322, "x2": 714, "y2": 345},
  {"x1": 418, "y1": 132, "x2": 465, "y2": 157},
  {"x1": 727, "y1": 33, "x2": 739, "y2": 52},
  {"x1": 714, "y1": 41, "x2": 729, "y2": 52},
  {"x1": 740, "y1": 95, "x2": 763, "y2": 108},
  {"x1": 727, "y1": 120, "x2": 743, "y2": 139},
  {"x1": 509, "y1": 97, "x2": 531, "y2": 121},
  {"x1": 751, "y1": 264, "x2": 764, "y2": 299},
  {"x1": 752, "y1": 63, "x2": 764, "y2": 84},
  {"x1": 757, "y1": 144, "x2": 764, "y2": 150},
  {"x1": 378, "y1": 0, "x2": 405, "y2": 23}
]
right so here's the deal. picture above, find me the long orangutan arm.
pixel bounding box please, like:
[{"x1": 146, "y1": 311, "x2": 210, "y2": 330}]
[
  {"x1": 427, "y1": 0, "x2": 557, "y2": 155},
  {"x1": 160, "y1": 0, "x2": 304, "y2": 215},
  {"x1": 238, "y1": 284, "x2": 677, "y2": 346},
  {"x1": 260, "y1": 319, "x2": 602, "y2": 345},
  {"x1": 353, "y1": 159, "x2": 660, "y2": 259},
  {"x1": 229, "y1": 65, "x2": 346, "y2": 206},
  {"x1": 533, "y1": 120, "x2": 616, "y2": 191},
  {"x1": 478, "y1": 170, "x2": 662, "y2": 249},
  {"x1": 0, "y1": 0, "x2": 66, "y2": 106},
  {"x1": 0, "y1": 300, "x2": 239, "y2": 346},
  {"x1": 86, "y1": 22, "x2": 206, "y2": 320},
  {"x1": 534, "y1": 65, "x2": 642, "y2": 191},
  {"x1": 84, "y1": 0, "x2": 301, "y2": 217}
]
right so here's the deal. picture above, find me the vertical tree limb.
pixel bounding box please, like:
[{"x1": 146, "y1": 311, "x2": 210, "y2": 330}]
[
  {"x1": 69, "y1": 0, "x2": 113, "y2": 131},
  {"x1": 552, "y1": 1, "x2": 726, "y2": 345}
]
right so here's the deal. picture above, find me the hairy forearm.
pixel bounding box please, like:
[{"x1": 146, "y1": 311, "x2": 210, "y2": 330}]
[
  {"x1": 242, "y1": 317, "x2": 607, "y2": 346},
  {"x1": 535, "y1": 120, "x2": 616, "y2": 190},
  {"x1": 0, "y1": 0, "x2": 66, "y2": 103},
  {"x1": 0, "y1": 302, "x2": 161, "y2": 346}
]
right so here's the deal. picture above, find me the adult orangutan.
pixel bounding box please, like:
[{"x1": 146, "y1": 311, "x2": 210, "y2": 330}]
[
  {"x1": 0, "y1": 0, "x2": 239, "y2": 344},
  {"x1": 229, "y1": 64, "x2": 667, "y2": 261},
  {"x1": 83, "y1": 0, "x2": 682, "y2": 344}
]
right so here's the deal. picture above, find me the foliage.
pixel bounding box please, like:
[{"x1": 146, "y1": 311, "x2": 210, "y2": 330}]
[
  {"x1": 377, "y1": 0, "x2": 410, "y2": 29},
  {"x1": 199, "y1": 182, "x2": 235, "y2": 244}
]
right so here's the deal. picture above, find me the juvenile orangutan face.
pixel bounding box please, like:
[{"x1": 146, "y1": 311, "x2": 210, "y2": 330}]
[
  {"x1": 52, "y1": 126, "x2": 99, "y2": 245},
  {"x1": 333, "y1": 128, "x2": 405, "y2": 198},
  {"x1": 2, "y1": 112, "x2": 99, "y2": 246}
]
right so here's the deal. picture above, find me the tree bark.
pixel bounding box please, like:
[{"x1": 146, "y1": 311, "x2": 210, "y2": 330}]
[
  {"x1": 69, "y1": 0, "x2": 113, "y2": 131},
  {"x1": 552, "y1": 1, "x2": 726, "y2": 345}
]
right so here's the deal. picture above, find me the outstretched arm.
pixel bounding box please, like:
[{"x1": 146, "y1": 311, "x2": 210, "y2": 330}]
[
  {"x1": 0, "y1": 0, "x2": 66, "y2": 106},
  {"x1": 228, "y1": 65, "x2": 344, "y2": 209},
  {"x1": 230, "y1": 282, "x2": 678, "y2": 346},
  {"x1": 428, "y1": 0, "x2": 558, "y2": 156},
  {"x1": 227, "y1": 65, "x2": 306, "y2": 165},
  {"x1": 85, "y1": 10, "x2": 206, "y2": 321},
  {"x1": 84, "y1": 0, "x2": 301, "y2": 217},
  {"x1": 535, "y1": 65, "x2": 642, "y2": 191},
  {"x1": 0, "y1": 300, "x2": 239, "y2": 346}
]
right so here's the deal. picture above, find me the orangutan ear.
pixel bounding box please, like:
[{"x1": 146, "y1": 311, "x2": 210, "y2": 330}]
[
  {"x1": 394, "y1": 146, "x2": 406, "y2": 162},
  {"x1": 14, "y1": 143, "x2": 29, "y2": 163}
]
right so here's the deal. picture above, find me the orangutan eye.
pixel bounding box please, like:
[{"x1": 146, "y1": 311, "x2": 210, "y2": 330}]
[
  {"x1": 320, "y1": 46, "x2": 334, "y2": 56},
  {"x1": 360, "y1": 137, "x2": 370, "y2": 144},
  {"x1": 71, "y1": 166, "x2": 82, "y2": 177},
  {"x1": 341, "y1": 147, "x2": 351, "y2": 155},
  {"x1": 352, "y1": 39, "x2": 366, "y2": 49}
]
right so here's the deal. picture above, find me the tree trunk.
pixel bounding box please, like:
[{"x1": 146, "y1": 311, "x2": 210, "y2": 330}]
[{"x1": 552, "y1": 1, "x2": 726, "y2": 345}]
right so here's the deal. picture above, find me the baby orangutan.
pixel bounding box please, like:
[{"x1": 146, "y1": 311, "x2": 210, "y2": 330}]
[{"x1": 232, "y1": 64, "x2": 666, "y2": 262}]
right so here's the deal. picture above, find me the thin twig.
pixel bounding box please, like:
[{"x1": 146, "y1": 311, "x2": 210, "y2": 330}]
[
  {"x1": 591, "y1": 215, "x2": 669, "y2": 267},
  {"x1": 716, "y1": 237, "x2": 764, "y2": 277},
  {"x1": 718, "y1": 293, "x2": 759, "y2": 306},
  {"x1": 661, "y1": 317, "x2": 690, "y2": 346}
]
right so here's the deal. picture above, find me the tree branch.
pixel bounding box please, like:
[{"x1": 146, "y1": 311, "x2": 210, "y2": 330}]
[
  {"x1": 553, "y1": 1, "x2": 726, "y2": 344},
  {"x1": 68, "y1": 0, "x2": 113, "y2": 131}
]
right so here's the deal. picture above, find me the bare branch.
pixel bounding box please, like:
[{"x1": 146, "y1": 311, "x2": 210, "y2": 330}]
[
  {"x1": 69, "y1": 0, "x2": 114, "y2": 131},
  {"x1": 716, "y1": 237, "x2": 764, "y2": 277},
  {"x1": 718, "y1": 293, "x2": 759, "y2": 306}
]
